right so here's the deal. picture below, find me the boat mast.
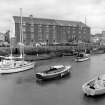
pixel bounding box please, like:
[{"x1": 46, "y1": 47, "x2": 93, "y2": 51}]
[
  {"x1": 10, "y1": 33, "x2": 13, "y2": 60},
  {"x1": 9, "y1": 20, "x2": 13, "y2": 60},
  {"x1": 20, "y1": 8, "x2": 24, "y2": 59},
  {"x1": 85, "y1": 16, "x2": 87, "y2": 53}
]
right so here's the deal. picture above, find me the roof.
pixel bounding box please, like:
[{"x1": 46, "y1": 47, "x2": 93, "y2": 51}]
[
  {"x1": 13, "y1": 16, "x2": 89, "y2": 27},
  {"x1": 13, "y1": 16, "x2": 56, "y2": 25},
  {"x1": 55, "y1": 20, "x2": 87, "y2": 27}
]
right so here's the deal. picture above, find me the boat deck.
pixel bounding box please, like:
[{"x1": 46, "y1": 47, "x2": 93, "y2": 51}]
[{"x1": 44, "y1": 67, "x2": 65, "y2": 74}]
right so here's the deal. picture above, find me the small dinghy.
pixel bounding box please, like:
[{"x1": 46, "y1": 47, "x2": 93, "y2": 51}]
[
  {"x1": 36, "y1": 65, "x2": 71, "y2": 80},
  {"x1": 82, "y1": 75, "x2": 105, "y2": 96}
]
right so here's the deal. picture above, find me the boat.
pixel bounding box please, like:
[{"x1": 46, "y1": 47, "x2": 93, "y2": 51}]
[
  {"x1": 75, "y1": 52, "x2": 90, "y2": 62},
  {"x1": 0, "y1": 60, "x2": 35, "y2": 74},
  {"x1": 36, "y1": 65, "x2": 71, "y2": 80},
  {"x1": 82, "y1": 74, "x2": 105, "y2": 96},
  {"x1": 0, "y1": 8, "x2": 35, "y2": 74}
]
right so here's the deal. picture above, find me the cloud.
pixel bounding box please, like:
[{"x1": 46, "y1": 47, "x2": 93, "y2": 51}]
[{"x1": 0, "y1": 0, "x2": 105, "y2": 34}]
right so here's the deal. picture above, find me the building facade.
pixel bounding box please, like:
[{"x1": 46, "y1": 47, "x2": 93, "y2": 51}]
[
  {"x1": 5, "y1": 30, "x2": 10, "y2": 43},
  {"x1": 13, "y1": 15, "x2": 91, "y2": 45},
  {"x1": 0, "y1": 32, "x2": 5, "y2": 42}
]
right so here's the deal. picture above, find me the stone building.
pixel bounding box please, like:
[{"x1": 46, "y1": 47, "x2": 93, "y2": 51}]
[
  {"x1": 13, "y1": 15, "x2": 91, "y2": 45},
  {"x1": 0, "y1": 32, "x2": 5, "y2": 42},
  {"x1": 5, "y1": 30, "x2": 10, "y2": 43}
]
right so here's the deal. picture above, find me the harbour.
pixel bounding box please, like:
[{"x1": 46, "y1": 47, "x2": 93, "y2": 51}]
[
  {"x1": 0, "y1": 54, "x2": 105, "y2": 105},
  {"x1": 0, "y1": 0, "x2": 105, "y2": 105}
]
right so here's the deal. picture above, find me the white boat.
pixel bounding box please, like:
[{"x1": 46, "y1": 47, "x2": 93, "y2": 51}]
[
  {"x1": 82, "y1": 75, "x2": 105, "y2": 96},
  {"x1": 0, "y1": 8, "x2": 35, "y2": 74},
  {"x1": 36, "y1": 65, "x2": 71, "y2": 80},
  {"x1": 0, "y1": 60, "x2": 35, "y2": 74},
  {"x1": 75, "y1": 53, "x2": 90, "y2": 62},
  {"x1": 0, "y1": 54, "x2": 23, "y2": 60}
]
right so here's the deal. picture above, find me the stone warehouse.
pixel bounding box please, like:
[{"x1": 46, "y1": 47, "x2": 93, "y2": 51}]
[{"x1": 13, "y1": 15, "x2": 91, "y2": 45}]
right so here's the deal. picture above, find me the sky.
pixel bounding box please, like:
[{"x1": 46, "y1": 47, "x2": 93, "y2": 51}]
[{"x1": 0, "y1": 0, "x2": 105, "y2": 35}]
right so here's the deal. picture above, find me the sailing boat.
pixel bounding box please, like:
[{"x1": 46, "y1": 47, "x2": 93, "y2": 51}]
[
  {"x1": 74, "y1": 42, "x2": 90, "y2": 62},
  {"x1": 0, "y1": 8, "x2": 35, "y2": 74},
  {"x1": 74, "y1": 22, "x2": 90, "y2": 62}
]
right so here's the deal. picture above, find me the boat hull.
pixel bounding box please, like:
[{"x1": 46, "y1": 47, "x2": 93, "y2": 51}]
[
  {"x1": 36, "y1": 65, "x2": 71, "y2": 80},
  {"x1": 82, "y1": 84, "x2": 105, "y2": 96},
  {"x1": 82, "y1": 75, "x2": 105, "y2": 96},
  {"x1": 0, "y1": 61, "x2": 35, "y2": 74},
  {"x1": 75, "y1": 57, "x2": 89, "y2": 62}
]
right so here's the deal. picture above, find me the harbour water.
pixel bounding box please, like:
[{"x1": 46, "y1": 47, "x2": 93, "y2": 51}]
[{"x1": 0, "y1": 54, "x2": 105, "y2": 105}]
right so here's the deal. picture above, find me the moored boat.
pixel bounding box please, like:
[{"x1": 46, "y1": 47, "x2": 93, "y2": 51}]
[
  {"x1": 75, "y1": 53, "x2": 90, "y2": 62},
  {"x1": 0, "y1": 60, "x2": 35, "y2": 74},
  {"x1": 36, "y1": 65, "x2": 71, "y2": 80},
  {"x1": 0, "y1": 8, "x2": 35, "y2": 74},
  {"x1": 82, "y1": 74, "x2": 105, "y2": 96}
]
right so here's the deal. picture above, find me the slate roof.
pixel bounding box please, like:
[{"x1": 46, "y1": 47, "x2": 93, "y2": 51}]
[
  {"x1": 13, "y1": 16, "x2": 89, "y2": 27},
  {"x1": 55, "y1": 20, "x2": 87, "y2": 27}
]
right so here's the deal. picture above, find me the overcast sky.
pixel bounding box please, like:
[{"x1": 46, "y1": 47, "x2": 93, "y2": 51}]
[{"x1": 0, "y1": 0, "x2": 105, "y2": 35}]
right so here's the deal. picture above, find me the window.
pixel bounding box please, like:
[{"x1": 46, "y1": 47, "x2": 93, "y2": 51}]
[
  {"x1": 31, "y1": 33, "x2": 34, "y2": 39},
  {"x1": 31, "y1": 23, "x2": 34, "y2": 27},
  {"x1": 23, "y1": 33, "x2": 26, "y2": 39},
  {"x1": 73, "y1": 30, "x2": 75, "y2": 34},
  {"x1": 31, "y1": 27, "x2": 34, "y2": 32},
  {"x1": 23, "y1": 21, "x2": 26, "y2": 26},
  {"x1": 79, "y1": 31, "x2": 81, "y2": 34},
  {"x1": 23, "y1": 27, "x2": 26, "y2": 32}
]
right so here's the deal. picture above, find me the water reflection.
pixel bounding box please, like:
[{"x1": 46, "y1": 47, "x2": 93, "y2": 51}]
[
  {"x1": 82, "y1": 94, "x2": 105, "y2": 105},
  {"x1": 16, "y1": 75, "x2": 36, "y2": 85}
]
